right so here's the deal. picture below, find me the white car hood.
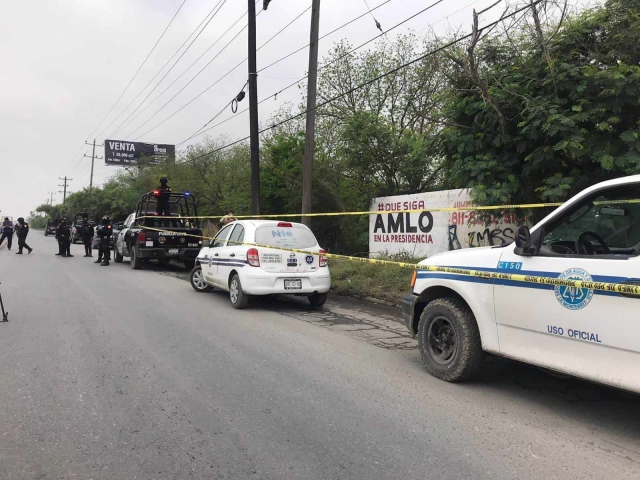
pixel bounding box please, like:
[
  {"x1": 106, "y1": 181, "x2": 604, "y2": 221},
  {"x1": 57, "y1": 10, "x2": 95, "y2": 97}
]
[{"x1": 418, "y1": 245, "x2": 506, "y2": 268}]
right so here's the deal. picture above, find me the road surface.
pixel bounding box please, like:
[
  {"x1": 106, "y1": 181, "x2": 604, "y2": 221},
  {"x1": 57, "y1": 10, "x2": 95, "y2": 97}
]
[{"x1": 0, "y1": 234, "x2": 638, "y2": 479}]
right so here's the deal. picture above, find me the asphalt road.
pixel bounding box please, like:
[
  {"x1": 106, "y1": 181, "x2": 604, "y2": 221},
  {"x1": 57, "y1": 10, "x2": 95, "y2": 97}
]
[{"x1": 0, "y1": 234, "x2": 638, "y2": 479}]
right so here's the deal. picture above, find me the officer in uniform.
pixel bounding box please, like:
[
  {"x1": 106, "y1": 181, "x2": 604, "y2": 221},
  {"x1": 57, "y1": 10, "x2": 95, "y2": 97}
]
[
  {"x1": 81, "y1": 219, "x2": 94, "y2": 257},
  {"x1": 56, "y1": 218, "x2": 72, "y2": 257},
  {"x1": 155, "y1": 176, "x2": 172, "y2": 217},
  {"x1": 15, "y1": 217, "x2": 33, "y2": 254},
  {"x1": 96, "y1": 216, "x2": 113, "y2": 266}
]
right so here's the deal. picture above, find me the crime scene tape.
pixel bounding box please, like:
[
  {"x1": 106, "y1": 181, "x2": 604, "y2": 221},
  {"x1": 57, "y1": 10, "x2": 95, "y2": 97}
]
[
  {"x1": 139, "y1": 199, "x2": 640, "y2": 220},
  {"x1": 139, "y1": 201, "x2": 565, "y2": 220},
  {"x1": 138, "y1": 225, "x2": 640, "y2": 297}
]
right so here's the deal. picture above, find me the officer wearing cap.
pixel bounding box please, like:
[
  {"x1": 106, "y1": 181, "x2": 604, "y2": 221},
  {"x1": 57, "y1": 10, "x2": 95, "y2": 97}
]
[{"x1": 56, "y1": 218, "x2": 72, "y2": 257}]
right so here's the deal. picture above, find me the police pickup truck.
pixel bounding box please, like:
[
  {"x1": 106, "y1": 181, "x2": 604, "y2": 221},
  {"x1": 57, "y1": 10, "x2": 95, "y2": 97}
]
[
  {"x1": 402, "y1": 175, "x2": 640, "y2": 394},
  {"x1": 114, "y1": 191, "x2": 202, "y2": 270}
]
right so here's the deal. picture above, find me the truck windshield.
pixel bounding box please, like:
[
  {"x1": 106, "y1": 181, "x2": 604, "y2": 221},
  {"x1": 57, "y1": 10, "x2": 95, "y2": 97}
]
[{"x1": 542, "y1": 184, "x2": 640, "y2": 255}]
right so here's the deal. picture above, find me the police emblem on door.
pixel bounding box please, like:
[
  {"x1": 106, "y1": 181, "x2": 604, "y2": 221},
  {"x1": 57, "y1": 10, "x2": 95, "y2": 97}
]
[
  {"x1": 554, "y1": 268, "x2": 594, "y2": 310},
  {"x1": 159, "y1": 237, "x2": 166, "y2": 244}
]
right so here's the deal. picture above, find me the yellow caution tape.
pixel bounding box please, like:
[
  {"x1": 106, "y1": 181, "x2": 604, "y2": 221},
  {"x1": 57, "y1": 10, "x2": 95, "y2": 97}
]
[{"x1": 139, "y1": 225, "x2": 640, "y2": 297}]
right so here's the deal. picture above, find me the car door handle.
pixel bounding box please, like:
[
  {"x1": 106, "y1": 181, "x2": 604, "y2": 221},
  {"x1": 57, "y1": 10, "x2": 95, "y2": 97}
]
[
  {"x1": 620, "y1": 280, "x2": 640, "y2": 299},
  {"x1": 230, "y1": 253, "x2": 236, "y2": 257},
  {"x1": 215, "y1": 253, "x2": 219, "y2": 257}
]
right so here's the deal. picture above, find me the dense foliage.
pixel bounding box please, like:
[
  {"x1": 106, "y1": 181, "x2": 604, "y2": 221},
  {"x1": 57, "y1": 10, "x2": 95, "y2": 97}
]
[{"x1": 32, "y1": 0, "x2": 640, "y2": 252}]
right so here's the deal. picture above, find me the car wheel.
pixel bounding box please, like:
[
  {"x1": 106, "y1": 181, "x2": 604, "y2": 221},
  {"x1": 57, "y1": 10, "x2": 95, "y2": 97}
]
[
  {"x1": 114, "y1": 247, "x2": 123, "y2": 263},
  {"x1": 308, "y1": 292, "x2": 327, "y2": 307},
  {"x1": 130, "y1": 246, "x2": 142, "y2": 270},
  {"x1": 190, "y1": 265, "x2": 213, "y2": 292},
  {"x1": 229, "y1": 274, "x2": 250, "y2": 309},
  {"x1": 417, "y1": 297, "x2": 483, "y2": 382}
]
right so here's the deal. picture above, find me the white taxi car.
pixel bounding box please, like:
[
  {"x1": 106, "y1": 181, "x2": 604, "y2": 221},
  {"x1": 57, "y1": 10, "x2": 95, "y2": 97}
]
[
  {"x1": 190, "y1": 220, "x2": 331, "y2": 309},
  {"x1": 402, "y1": 175, "x2": 640, "y2": 394}
]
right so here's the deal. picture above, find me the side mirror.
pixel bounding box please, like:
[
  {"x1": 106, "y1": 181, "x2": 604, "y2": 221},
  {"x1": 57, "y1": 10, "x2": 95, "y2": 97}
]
[
  {"x1": 514, "y1": 225, "x2": 537, "y2": 256},
  {"x1": 203, "y1": 240, "x2": 211, "y2": 248}
]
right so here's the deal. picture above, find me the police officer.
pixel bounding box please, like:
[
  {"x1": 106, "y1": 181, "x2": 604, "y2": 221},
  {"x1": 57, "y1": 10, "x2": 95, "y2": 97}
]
[
  {"x1": 0, "y1": 217, "x2": 13, "y2": 250},
  {"x1": 96, "y1": 216, "x2": 113, "y2": 266},
  {"x1": 81, "y1": 219, "x2": 94, "y2": 257},
  {"x1": 15, "y1": 217, "x2": 33, "y2": 254},
  {"x1": 156, "y1": 176, "x2": 172, "y2": 217},
  {"x1": 56, "y1": 218, "x2": 72, "y2": 257}
]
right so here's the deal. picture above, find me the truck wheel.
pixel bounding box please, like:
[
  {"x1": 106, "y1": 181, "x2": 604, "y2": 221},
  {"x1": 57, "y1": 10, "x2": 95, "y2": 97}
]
[
  {"x1": 308, "y1": 292, "x2": 327, "y2": 307},
  {"x1": 229, "y1": 274, "x2": 250, "y2": 309},
  {"x1": 114, "y1": 248, "x2": 123, "y2": 263},
  {"x1": 184, "y1": 259, "x2": 195, "y2": 270},
  {"x1": 417, "y1": 297, "x2": 483, "y2": 382},
  {"x1": 130, "y1": 246, "x2": 142, "y2": 270},
  {"x1": 190, "y1": 265, "x2": 213, "y2": 292}
]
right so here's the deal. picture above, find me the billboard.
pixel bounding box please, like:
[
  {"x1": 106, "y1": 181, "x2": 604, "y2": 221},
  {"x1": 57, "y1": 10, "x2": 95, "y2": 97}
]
[
  {"x1": 369, "y1": 189, "x2": 527, "y2": 258},
  {"x1": 104, "y1": 139, "x2": 175, "y2": 166}
]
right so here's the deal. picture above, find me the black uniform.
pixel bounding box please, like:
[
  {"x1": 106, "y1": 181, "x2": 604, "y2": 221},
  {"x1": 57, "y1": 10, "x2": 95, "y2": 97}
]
[
  {"x1": 0, "y1": 219, "x2": 13, "y2": 250},
  {"x1": 57, "y1": 222, "x2": 72, "y2": 257},
  {"x1": 81, "y1": 223, "x2": 94, "y2": 257},
  {"x1": 156, "y1": 178, "x2": 172, "y2": 217},
  {"x1": 96, "y1": 219, "x2": 113, "y2": 266},
  {"x1": 15, "y1": 219, "x2": 32, "y2": 254}
]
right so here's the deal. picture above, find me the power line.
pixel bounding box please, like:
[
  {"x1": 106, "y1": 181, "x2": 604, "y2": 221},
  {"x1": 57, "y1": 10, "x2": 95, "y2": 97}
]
[
  {"x1": 109, "y1": 4, "x2": 249, "y2": 140},
  {"x1": 110, "y1": 0, "x2": 227, "y2": 137},
  {"x1": 135, "y1": 0, "x2": 391, "y2": 143},
  {"x1": 123, "y1": 2, "x2": 305, "y2": 142},
  {"x1": 121, "y1": 8, "x2": 265, "y2": 141},
  {"x1": 128, "y1": 3, "x2": 312, "y2": 142},
  {"x1": 83, "y1": 0, "x2": 188, "y2": 142},
  {"x1": 181, "y1": 0, "x2": 448, "y2": 144},
  {"x1": 188, "y1": 2, "x2": 538, "y2": 160}
]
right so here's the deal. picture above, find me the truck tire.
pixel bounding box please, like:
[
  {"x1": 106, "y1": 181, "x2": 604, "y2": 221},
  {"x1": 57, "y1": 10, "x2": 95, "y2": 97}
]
[
  {"x1": 308, "y1": 292, "x2": 327, "y2": 307},
  {"x1": 229, "y1": 273, "x2": 250, "y2": 309},
  {"x1": 417, "y1": 297, "x2": 483, "y2": 382},
  {"x1": 130, "y1": 245, "x2": 142, "y2": 270},
  {"x1": 114, "y1": 247, "x2": 123, "y2": 263},
  {"x1": 190, "y1": 265, "x2": 213, "y2": 293}
]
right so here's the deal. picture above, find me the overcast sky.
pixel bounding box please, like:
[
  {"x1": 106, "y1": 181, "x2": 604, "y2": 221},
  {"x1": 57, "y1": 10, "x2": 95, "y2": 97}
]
[{"x1": 1, "y1": 0, "x2": 596, "y2": 218}]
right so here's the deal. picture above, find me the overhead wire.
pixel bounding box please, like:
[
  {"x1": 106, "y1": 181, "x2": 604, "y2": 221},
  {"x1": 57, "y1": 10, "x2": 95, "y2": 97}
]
[
  {"x1": 187, "y1": 1, "x2": 539, "y2": 160},
  {"x1": 136, "y1": 0, "x2": 391, "y2": 144},
  {"x1": 110, "y1": 4, "x2": 250, "y2": 140},
  {"x1": 83, "y1": 0, "x2": 188, "y2": 142},
  {"x1": 128, "y1": 4, "x2": 313, "y2": 142},
  {"x1": 179, "y1": 0, "x2": 449, "y2": 145},
  {"x1": 97, "y1": 0, "x2": 227, "y2": 141}
]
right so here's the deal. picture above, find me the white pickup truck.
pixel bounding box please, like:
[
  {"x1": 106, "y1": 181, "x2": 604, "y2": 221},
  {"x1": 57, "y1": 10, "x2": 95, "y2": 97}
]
[{"x1": 402, "y1": 175, "x2": 640, "y2": 393}]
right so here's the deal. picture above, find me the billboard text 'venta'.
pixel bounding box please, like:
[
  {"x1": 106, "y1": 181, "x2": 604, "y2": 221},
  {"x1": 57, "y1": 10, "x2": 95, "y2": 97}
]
[{"x1": 104, "y1": 139, "x2": 175, "y2": 166}]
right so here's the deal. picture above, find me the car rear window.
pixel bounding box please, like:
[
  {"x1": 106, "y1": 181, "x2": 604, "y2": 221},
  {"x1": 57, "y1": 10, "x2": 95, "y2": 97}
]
[{"x1": 255, "y1": 225, "x2": 318, "y2": 249}]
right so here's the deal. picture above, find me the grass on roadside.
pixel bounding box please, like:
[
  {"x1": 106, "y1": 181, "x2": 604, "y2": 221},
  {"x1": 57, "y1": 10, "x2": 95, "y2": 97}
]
[{"x1": 329, "y1": 255, "x2": 420, "y2": 305}]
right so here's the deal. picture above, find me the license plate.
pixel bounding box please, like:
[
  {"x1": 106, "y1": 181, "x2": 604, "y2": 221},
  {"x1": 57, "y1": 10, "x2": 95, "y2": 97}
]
[
  {"x1": 284, "y1": 279, "x2": 302, "y2": 290},
  {"x1": 168, "y1": 249, "x2": 179, "y2": 255}
]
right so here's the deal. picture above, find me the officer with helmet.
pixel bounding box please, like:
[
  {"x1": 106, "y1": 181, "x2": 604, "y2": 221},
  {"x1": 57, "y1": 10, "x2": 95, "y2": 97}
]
[
  {"x1": 155, "y1": 176, "x2": 172, "y2": 217},
  {"x1": 96, "y1": 215, "x2": 113, "y2": 266}
]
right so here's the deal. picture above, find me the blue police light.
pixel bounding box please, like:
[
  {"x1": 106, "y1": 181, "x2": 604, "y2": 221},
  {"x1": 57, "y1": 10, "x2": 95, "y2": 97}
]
[{"x1": 184, "y1": 191, "x2": 191, "y2": 196}]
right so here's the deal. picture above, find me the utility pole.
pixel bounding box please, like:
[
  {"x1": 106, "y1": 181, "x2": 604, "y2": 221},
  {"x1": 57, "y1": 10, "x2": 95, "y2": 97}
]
[
  {"x1": 302, "y1": 0, "x2": 321, "y2": 226},
  {"x1": 58, "y1": 176, "x2": 72, "y2": 204},
  {"x1": 248, "y1": 0, "x2": 260, "y2": 215},
  {"x1": 47, "y1": 191, "x2": 55, "y2": 205},
  {"x1": 84, "y1": 139, "x2": 103, "y2": 192}
]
